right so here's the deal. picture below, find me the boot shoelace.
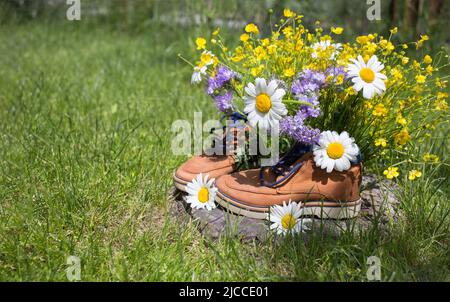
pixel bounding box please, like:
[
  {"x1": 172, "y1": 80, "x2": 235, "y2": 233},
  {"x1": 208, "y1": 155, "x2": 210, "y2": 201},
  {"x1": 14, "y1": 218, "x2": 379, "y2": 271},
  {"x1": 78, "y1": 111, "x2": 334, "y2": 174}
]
[
  {"x1": 210, "y1": 112, "x2": 248, "y2": 155},
  {"x1": 259, "y1": 143, "x2": 312, "y2": 188},
  {"x1": 259, "y1": 143, "x2": 362, "y2": 188}
]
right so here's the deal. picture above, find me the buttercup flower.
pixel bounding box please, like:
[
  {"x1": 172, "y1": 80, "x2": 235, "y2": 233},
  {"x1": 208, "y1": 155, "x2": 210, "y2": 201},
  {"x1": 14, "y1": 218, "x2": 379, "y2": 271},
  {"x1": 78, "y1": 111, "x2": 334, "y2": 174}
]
[
  {"x1": 196, "y1": 37, "x2": 206, "y2": 50},
  {"x1": 408, "y1": 170, "x2": 422, "y2": 181},
  {"x1": 348, "y1": 55, "x2": 387, "y2": 99},
  {"x1": 243, "y1": 78, "x2": 287, "y2": 130},
  {"x1": 383, "y1": 166, "x2": 399, "y2": 179},
  {"x1": 245, "y1": 23, "x2": 259, "y2": 35},
  {"x1": 283, "y1": 8, "x2": 295, "y2": 18},
  {"x1": 191, "y1": 65, "x2": 206, "y2": 84},
  {"x1": 375, "y1": 138, "x2": 387, "y2": 147},
  {"x1": 185, "y1": 174, "x2": 217, "y2": 211},
  {"x1": 423, "y1": 55, "x2": 432, "y2": 64},
  {"x1": 331, "y1": 27, "x2": 343, "y2": 35},
  {"x1": 267, "y1": 200, "x2": 311, "y2": 235},
  {"x1": 313, "y1": 131, "x2": 360, "y2": 173},
  {"x1": 240, "y1": 33, "x2": 250, "y2": 42}
]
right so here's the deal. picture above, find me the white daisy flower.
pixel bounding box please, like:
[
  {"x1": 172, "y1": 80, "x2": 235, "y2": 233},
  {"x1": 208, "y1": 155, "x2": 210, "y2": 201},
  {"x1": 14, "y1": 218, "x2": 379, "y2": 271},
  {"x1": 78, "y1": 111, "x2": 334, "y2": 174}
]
[
  {"x1": 311, "y1": 40, "x2": 342, "y2": 60},
  {"x1": 243, "y1": 78, "x2": 287, "y2": 130},
  {"x1": 313, "y1": 131, "x2": 360, "y2": 173},
  {"x1": 347, "y1": 55, "x2": 387, "y2": 99},
  {"x1": 185, "y1": 173, "x2": 217, "y2": 211},
  {"x1": 267, "y1": 200, "x2": 311, "y2": 235},
  {"x1": 191, "y1": 65, "x2": 206, "y2": 84}
]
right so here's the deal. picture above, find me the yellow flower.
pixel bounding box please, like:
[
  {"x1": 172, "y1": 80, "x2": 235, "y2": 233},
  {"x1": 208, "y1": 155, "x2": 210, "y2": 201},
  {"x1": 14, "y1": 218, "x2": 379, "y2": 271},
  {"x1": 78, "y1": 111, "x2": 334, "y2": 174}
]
[
  {"x1": 390, "y1": 68, "x2": 403, "y2": 80},
  {"x1": 254, "y1": 46, "x2": 267, "y2": 61},
  {"x1": 390, "y1": 27, "x2": 398, "y2": 34},
  {"x1": 423, "y1": 153, "x2": 440, "y2": 163},
  {"x1": 331, "y1": 27, "x2": 343, "y2": 35},
  {"x1": 434, "y1": 99, "x2": 448, "y2": 111},
  {"x1": 335, "y1": 74, "x2": 344, "y2": 85},
  {"x1": 394, "y1": 129, "x2": 411, "y2": 145},
  {"x1": 423, "y1": 55, "x2": 432, "y2": 64},
  {"x1": 426, "y1": 65, "x2": 433, "y2": 75},
  {"x1": 196, "y1": 37, "x2": 206, "y2": 50},
  {"x1": 283, "y1": 8, "x2": 295, "y2": 18},
  {"x1": 416, "y1": 34, "x2": 429, "y2": 49},
  {"x1": 251, "y1": 64, "x2": 264, "y2": 76},
  {"x1": 408, "y1": 170, "x2": 422, "y2": 181},
  {"x1": 373, "y1": 104, "x2": 388, "y2": 117},
  {"x1": 267, "y1": 44, "x2": 277, "y2": 54},
  {"x1": 380, "y1": 39, "x2": 394, "y2": 54},
  {"x1": 383, "y1": 167, "x2": 399, "y2": 179},
  {"x1": 240, "y1": 33, "x2": 250, "y2": 42},
  {"x1": 200, "y1": 51, "x2": 214, "y2": 65},
  {"x1": 375, "y1": 138, "x2": 387, "y2": 147},
  {"x1": 212, "y1": 28, "x2": 220, "y2": 36},
  {"x1": 402, "y1": 44, "x2": 408, "y2": 49},
  {"x1": 356, "y1": 35, "x2": 370, "y2": 45},
  {"x1": 245, "y1": 23, "x2": 259, "y2": 35},
  {"x1": 401, "y1": 57, "x2": 409, "y2": 65},
  {"x1": 283, "y1": 68, "x2": 295, "y2": 77},
  {"x1": 396, "y1": 114, "x2": 407, "y2": 126},
  {"x1": 416, "y1": 75, "x2": 426, "y2": 84},
  {"x1": 436, "y1": 79, "x2": 447, "y2": 88},
  {"x1": 437, "y1": 92, "x2": 448, "y2": 100}
]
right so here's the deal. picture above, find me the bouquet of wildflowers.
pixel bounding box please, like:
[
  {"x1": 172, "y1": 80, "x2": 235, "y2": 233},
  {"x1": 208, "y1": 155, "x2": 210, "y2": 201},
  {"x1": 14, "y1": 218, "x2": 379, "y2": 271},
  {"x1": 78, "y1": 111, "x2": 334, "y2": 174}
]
[{"x1": 182, "y1": 8, "x2": 448, "y2": 179}]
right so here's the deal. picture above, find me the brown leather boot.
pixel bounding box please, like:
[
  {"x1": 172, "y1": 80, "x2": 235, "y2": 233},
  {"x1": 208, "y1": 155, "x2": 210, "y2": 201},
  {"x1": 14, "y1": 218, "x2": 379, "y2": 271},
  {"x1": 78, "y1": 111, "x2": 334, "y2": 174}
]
[
  {"x1": 214, "y1": 153, "x2": 362, "y2": 219},
  {"x1": 173, "y1": 124, "x2": 248, "y2": 192},
  {"x1": 173, "y1": 154, "x2": 235, "y2": 192}
]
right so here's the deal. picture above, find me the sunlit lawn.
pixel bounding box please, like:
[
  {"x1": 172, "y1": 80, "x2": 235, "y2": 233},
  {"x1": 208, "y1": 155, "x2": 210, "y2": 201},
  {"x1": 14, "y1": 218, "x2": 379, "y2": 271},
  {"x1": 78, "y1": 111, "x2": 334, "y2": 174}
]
[{"x1": 0, "y1": 21, "x2": 448, "y2": 281}]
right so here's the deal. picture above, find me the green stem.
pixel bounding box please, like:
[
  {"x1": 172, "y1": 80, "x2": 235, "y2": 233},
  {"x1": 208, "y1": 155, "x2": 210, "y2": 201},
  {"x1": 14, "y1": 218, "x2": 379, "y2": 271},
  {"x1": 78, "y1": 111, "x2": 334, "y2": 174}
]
[{"x1": 282, "y1": 99, "x2": 315, "y2": 107}]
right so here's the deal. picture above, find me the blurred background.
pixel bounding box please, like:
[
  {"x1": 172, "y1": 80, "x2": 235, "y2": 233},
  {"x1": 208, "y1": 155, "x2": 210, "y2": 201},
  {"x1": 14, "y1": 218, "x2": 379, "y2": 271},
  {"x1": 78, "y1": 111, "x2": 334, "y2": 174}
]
[{"x1": 1, "y1": 0, "x2": 448, "y2": 52}]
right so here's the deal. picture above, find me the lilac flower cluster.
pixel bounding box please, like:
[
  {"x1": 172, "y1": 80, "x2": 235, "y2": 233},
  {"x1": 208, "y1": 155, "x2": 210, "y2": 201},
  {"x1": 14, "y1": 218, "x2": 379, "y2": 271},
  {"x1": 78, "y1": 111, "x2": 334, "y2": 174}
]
[
  {"x1": 280, "y1": 113, "x2": 321, "y2": 145},
  {"x1": 206, "y1": 66, "x2": 236, "y2": 112},
  {"x1": 280, "y1": 67, "x2": 348, "y2": 144},
  {"x1": 291, "y1": 69, "x2": 326, "y2": 119}
]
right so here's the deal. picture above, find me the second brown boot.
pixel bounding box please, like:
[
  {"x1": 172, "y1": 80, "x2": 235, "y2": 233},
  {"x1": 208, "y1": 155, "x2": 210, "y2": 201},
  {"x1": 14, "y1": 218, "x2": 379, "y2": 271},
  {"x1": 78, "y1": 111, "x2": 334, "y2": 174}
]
[{"x1": 215, "y1": 153, "x2": 362, "y2": 219}]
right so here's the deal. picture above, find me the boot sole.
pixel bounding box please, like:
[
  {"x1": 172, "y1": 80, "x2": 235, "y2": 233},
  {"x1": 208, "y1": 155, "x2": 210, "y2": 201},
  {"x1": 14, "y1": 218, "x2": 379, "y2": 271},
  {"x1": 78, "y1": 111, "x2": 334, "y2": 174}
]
[
  {"x1": 173, "y1": 174, "x2": 189, "y2": 192},
  {"x1": 215, "y1": 190, "x2": 361, "y2": 220}
]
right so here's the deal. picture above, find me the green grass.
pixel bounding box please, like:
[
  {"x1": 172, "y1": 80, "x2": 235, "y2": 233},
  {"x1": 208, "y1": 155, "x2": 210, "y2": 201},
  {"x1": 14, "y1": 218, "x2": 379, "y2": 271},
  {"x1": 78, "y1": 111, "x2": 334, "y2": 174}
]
[{"x1": 0, "y1": 20, "x2": 448, "y2": 281}]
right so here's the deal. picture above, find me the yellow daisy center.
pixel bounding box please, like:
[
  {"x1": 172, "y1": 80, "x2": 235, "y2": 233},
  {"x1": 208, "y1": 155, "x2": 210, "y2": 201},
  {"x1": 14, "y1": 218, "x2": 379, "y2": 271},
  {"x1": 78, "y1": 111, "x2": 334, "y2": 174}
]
[
  {"x1": 255, "y1": 93, "x2": 272, "y2": 113},
  {"x1": 326, "y1": 142, "x2": 345, "y2": 159},
  {"x1": 281, "y1": 214, "x2": 296, "y2": 230},
  {"x1": 197, "y1": 187, "x2": 209, "y2": 203},
  {"x1": 359, "y1": 67, "x2": 375, "y2": 83}
]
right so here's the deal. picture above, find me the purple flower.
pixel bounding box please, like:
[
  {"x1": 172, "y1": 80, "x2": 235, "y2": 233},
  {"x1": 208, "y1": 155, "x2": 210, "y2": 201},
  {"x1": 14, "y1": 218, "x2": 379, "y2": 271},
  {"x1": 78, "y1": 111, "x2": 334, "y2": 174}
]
[
  {"x1": 325, "y1": 66, "x2": 348, "y2": 83},
  {"x1": 291, "y1": 69, "x2": 326, "y2": 119},
  {"x1": 207, "y1": 66, "x2": 236, "y2": 96},
  {"x1": 214, "y1": 90, "x2": 233, "y2": 112},
  {"x1": 280, "y1": 112, "x2": 321, "y2": 145}
]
